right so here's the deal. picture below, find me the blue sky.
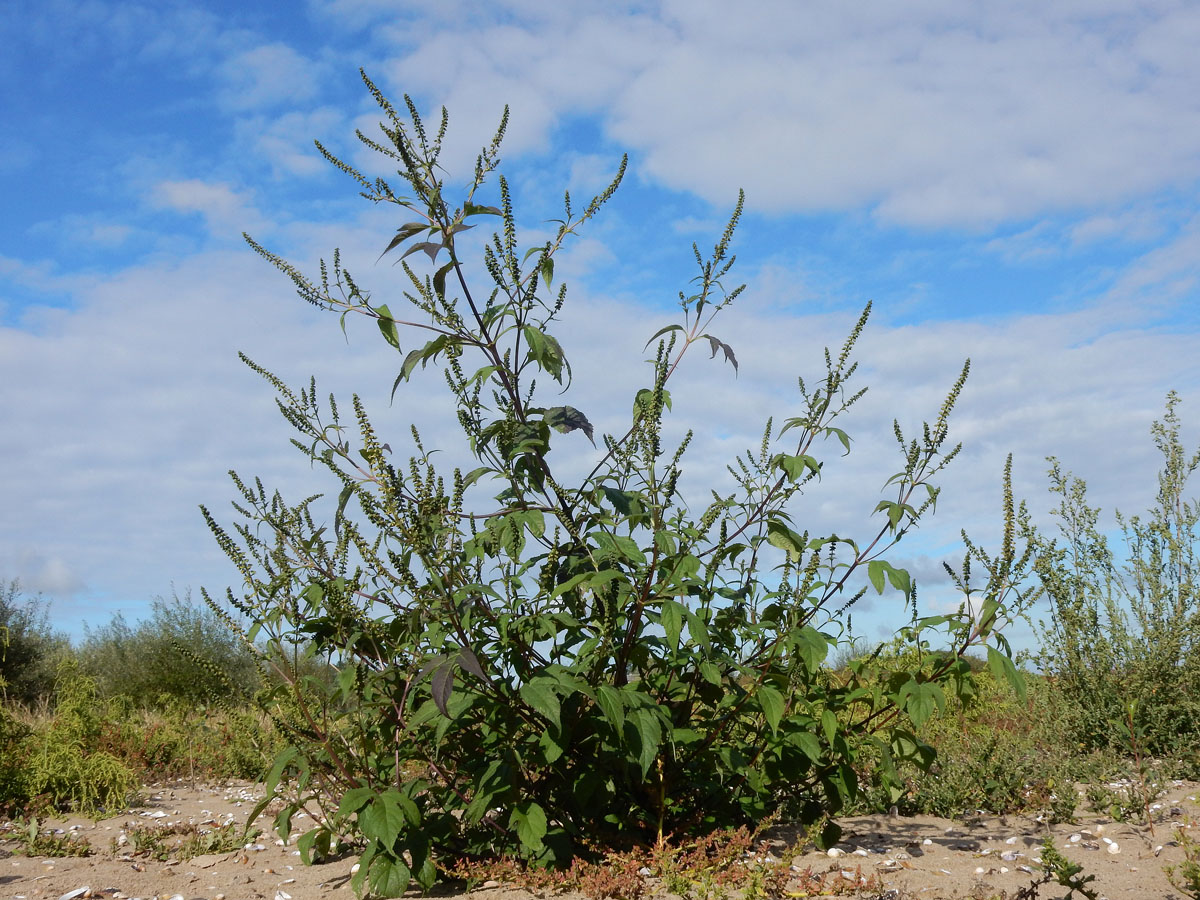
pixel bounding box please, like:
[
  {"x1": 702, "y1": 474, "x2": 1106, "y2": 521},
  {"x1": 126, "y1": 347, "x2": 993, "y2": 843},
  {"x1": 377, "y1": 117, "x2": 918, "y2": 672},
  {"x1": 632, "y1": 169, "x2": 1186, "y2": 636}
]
[{"x1": 3, "y1": 0, "x2": 1199, "y2": 651}]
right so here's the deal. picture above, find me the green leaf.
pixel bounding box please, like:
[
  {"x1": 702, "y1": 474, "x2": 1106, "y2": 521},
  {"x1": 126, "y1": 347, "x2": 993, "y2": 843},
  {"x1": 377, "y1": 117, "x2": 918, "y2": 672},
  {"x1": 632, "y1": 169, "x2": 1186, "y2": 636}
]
[
  {"x1": 661, "y1": 599, "x2": 684, "y2": 650},
  {"x1": 539, "y1": 728, "x2": 564, "y2": 763},
  {"x1": 539, "y1": 255, "x2": 554, "y2": 287},
  {"x1": 867, "y1": 559, "x2": 886, "y2": 594},
  {"x1": 514, "y1": 509, "x2": 546, "y2": 540},
  {"x1": 359, "y1": 791, "x2": 407, "y2": 851},
  {"x1": 431, "y1": 662, "x2": 454, "y2": 716},
  {"x1": 433, "y1": 261, "x2": 454, "y2": 298},
  {"x1": 456, "y1": 647, "x2": 487, "y2": 682},
  {"x1": 550, "y1": 568, "x2": 622, "y2": 599},
  {"x1": 816, "y1": 821, "x2": 842, "y2": 851},
  {"x1": 629, "y1": 708, "x2": 662, "y2": 777},
  {"x1": 821, "y1": 708, "x2": 838, "y2": 746},
  {"x1": 351, "y1": 844, "x2": 377, "y2": 896},
  {"x1": 891, "y1": 730, "x2": 935, "y2": 769},
  {"x1": 296, "y1": 827, "x2": 331, "y2": 866},
  {"x1": 511, "y1": 801, "x2": 547, "y2": 853},
  {"x1": 987, "y1": 646, "x2": 1026, "y2": 702},
  {"x1": 766, "y1": 520, "x2": 805, "y2": 561},
  {"x1": 642, "y1": 323, "x2": 685, "y2": 351},
  {"x1": 685, "y1": 610, "x2": 711, "y2": 651},
  {"x1": 602, "y1": 486, "x2": 638, "y2": 515},
  {"x1": 262, "y1": 745, "x2": 299, "y2": 797},
  {"x1": 701, "y1": 333, "x2": 738, "y2": 372},
  {"x1": 368, "y1": 854, "x2": 412, "y2": 898},
  {"x1": 595, "y1": 685, "x2": 625, "y2": 732},
  {"x1": 632, "y1": 386, "x2": 673, "y2": 419},
  {"x1": 400, "y1": 240, "x2": 444, "y2": 262},
  {"x1": 793, "y1": 627, "x2": 830, "y2": 672},
  {"x1": 378, "y1": 222, "x2": 428, "y2": 261},
  {"x1": 793, "y1": 731, "x2": 822, "y2": 763},
  {"x1": 337, "y1": 786, "x2": 374, "y2": 818},
  {"x1": 776, "y1": 453, "x2": 820, "y2": 482},
  {"x1": 886, "y1": 564, "x2": 912, "y2": 597},
  {"x1": 544, "y1": 406, "x2": 594, "y2": 444},
  {"x1": 758, "y1": 685, "x2": 784, "y2": 734},
  {"x1": 901, "y1": 680, "x2": 937, "y2": 730},
  {"x1": 699, "y1": 661, "x2": 722, "y2": 686},
  {"x1": 375, "y1": 305, "x2": 402, "y2": 352},
  {"x1": 523, "y1": 326, "x2": 567, "y2": 382},
  {"x1": 520, "y1": 678, "x2": 561, "y2": 730},
  {"x1": 463, "y1": 761, "x2": 506, "y2": 825},
  {"x1": 824, "y1": 426, "x2": 852, "y2": 454},
  {"x1": 463, "y1": 202, "x2": 502, "y2": 217},
  {"x1": 594, "y1": 532, "x2": 645, "y2": 564},
  {"x1": 977, "y1": 596, "x2": 1000, "y2": 636}
]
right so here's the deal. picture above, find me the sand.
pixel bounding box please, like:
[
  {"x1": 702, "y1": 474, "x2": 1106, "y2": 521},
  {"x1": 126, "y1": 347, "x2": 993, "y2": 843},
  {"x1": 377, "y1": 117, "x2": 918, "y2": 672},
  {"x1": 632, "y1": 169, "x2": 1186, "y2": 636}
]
[{"x1": 2, "y1": 780, "x2": 1197, "y2": 900}]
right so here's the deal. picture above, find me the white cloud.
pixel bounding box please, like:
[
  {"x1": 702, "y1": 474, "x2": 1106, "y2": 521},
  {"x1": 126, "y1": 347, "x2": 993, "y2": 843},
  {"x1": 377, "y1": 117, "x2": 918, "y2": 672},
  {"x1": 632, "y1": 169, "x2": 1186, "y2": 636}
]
[
  {"x1": 1069, "y1": 207, "x2": 1169, "y2": 247},
  {"x1": 217, "y1": 43, "x2": 322, "y2": 112},
  {"x1": 358, "y1": 0, "x2": 1200, "y2": 227},
  {"x1": 150, "y1": 179, "x2": 268, "y2": 238},
  {"x1": 28, "y1": 214, "x2": 137, "y2": 249},
  {"x1": 983, "y1": 222, "x2": 1062, "y2": 265},
  {"x1": 235, "y1": 107, "x2": 347, "y2": 178},
  {"x1": 1096, "y1": 215, "x2": 1200, "y2": 312},
  {"x1": 0, "y1": 550, "x2": 86, "y2": 597}
]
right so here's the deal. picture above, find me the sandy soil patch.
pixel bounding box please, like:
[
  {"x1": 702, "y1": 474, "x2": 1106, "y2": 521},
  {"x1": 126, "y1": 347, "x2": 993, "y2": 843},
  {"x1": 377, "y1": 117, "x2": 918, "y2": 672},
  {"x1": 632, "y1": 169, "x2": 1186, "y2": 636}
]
[{"x1": 2, "y1": 781, "x2": 1197, "y2": 900}]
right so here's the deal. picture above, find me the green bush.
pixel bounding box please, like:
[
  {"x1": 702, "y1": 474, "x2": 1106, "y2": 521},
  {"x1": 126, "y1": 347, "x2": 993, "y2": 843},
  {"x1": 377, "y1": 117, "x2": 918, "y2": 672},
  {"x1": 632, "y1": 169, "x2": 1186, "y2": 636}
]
[
  {"x1": 1034, "y1": 393, "x2": 1200, "y2": 760},
  {"x1": 0, "y1": 578, "x2": 68, "y2": 707},
  {"x1": 0, "y1": 702, "x2": 31, "y2": 815},
  {"x1": 77, "y1": 590, "x2": 261, "y2": 709},
  {"x1": 205, "y1": 73, "x2": 1034, "y2": 896},
  {"x1": 887, "y1": 670, "x2": 1081, "y2": 821},
  {"x1": 18, "y1": 660, "x2": 137, "y2": 816},
  {"x1": 97, "y1": 702, "x2": 279, "y2": 783}
]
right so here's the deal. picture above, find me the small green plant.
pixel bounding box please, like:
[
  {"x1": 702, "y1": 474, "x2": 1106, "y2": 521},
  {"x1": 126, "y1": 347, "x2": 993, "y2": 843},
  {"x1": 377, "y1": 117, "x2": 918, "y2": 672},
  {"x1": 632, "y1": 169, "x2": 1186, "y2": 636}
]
[
  {"x1": 1114, "y1": 698, "x2": 1161, "y2": 833},
  {"x1": 10, "y1": 818, "x2": 93, "y2": 858},
  {"x1": 446, "y1": 823, "x2": 794, "y2": 900},
  {"x1": 853, "y1": 664, "x2": 1078, "y2": 822},
  {"x1": 1026, "y1": 836, "x2": 1099, "y2": 900},
  {"x1": 1037, "y1": 775, "x2": 1080, "y2": 825},
  {"x1": 1167, "y1": 828, "x2": 1200, "y2": 899},
  {"x1": 116, "y1": 821, "x2": 259, "y2": 861}
]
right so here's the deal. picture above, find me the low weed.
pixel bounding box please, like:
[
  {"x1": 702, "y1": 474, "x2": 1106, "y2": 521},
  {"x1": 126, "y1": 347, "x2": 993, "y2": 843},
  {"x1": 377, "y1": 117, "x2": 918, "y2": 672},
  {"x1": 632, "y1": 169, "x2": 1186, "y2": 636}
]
[
  {"x1": 1084, "y1": 768, "x2": 1165, "y2": 828},
  {"x1": 1167, "y1": 828, "x2": 1200, "y2": 899},
  {"x1": 116, "y1": 820, "x2": 257, "y2": 861},
  {"x1": 5, "y1": 817, "x2": 92, "y2": 857},
  {"x1": 445, "y1": 823, "x2": 807, "y2": 900},
  {"x1": 1010, "y1": 837, "x2": 1099, "y2": 900}
]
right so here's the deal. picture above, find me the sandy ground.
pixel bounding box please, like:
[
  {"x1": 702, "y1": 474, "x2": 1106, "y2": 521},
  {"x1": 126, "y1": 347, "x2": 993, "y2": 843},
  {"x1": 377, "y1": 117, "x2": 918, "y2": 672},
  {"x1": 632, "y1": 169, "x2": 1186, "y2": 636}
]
[{"x1": 1, "y1": 780, "x2": 1197, "y2": 900}]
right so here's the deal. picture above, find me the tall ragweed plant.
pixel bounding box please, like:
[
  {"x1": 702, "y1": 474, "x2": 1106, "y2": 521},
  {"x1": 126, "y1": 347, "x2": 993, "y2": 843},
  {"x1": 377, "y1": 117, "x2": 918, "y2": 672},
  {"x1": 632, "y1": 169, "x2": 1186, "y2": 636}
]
[{"x1": 203, "y1": 71, "x2": 1033, "y2": 898}]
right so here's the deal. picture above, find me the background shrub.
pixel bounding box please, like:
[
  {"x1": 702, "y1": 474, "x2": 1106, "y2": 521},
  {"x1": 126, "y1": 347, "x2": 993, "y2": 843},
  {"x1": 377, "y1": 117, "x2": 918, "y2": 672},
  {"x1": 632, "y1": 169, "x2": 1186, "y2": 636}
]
[
  {"x1": 0, "y1": 579, "x2": 68, "y2": 707},
  {"x1": 77, "y1": 590, "x2": 261, "y2": 709},
  {"x1": 1034, "y1": 393, "x2": 1200, "y2": 762}
]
